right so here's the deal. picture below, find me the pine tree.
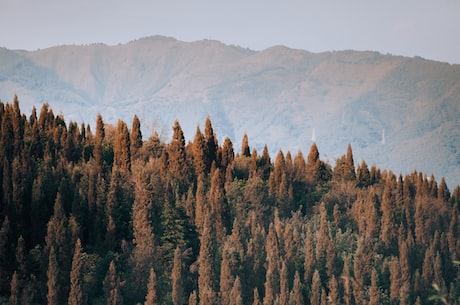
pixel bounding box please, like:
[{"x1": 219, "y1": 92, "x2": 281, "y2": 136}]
[
  {"x1": 169, "y1": 120, "x2": 188, "y2": 188},
  {"x1": 263, "y1": 224, "x2": 280, "y2": 305},
  {"x1": 113, "y1": 119, "x2": 131, "y2": 172},
  {"x1": 306, "y1": 143, "x2": 321, "y2": 184},
  {"x1": 130, "y1": 114, "x2": 143, "y2": 159},
  {"x1": 344, "y1": 144, "x2": 356, "y2": 181},
  {"x1": 290, "y1": 271, "x2": 303, "y2": 305},
  {"x1": 356, "y1": 160, "x2": 370, "y2": 188},
  {"x1": 241, "y1": 133, "x2": 250, "y2": 157},
  {"x1": 310, "y1": 270, "x2": 322, "y2": 305},
  {"x1": 172, "y1": 246, "x2": 184, "y2": 305},
  {"x1": 68, "y1": 239, "x2": 85, "y2": 305},
  {"x1": 252, "y1": 288, "x2": 261, "y2": 305},
  {"x1": 368, "y1": 269, "x2": 381, "y2": 305},
  {"x1": 381, "y1": 175, "x2": 397, "y2": 251},
  {"x1": 221, "y1": 137, "x2": 234, "y2": 168},
  {"x1": 0, "y1": 217, "x2": 11, "y2": 294},
  {"x1": 9, "y1": 270, "x2": 20, "y2": 305},
  {"x1": 94, "y1": 114, "x2": 105, "y2": 172},
  {"x1": 47, "y1": 247, "x2": 59, "y2": 305},
  {"x1": 104, "y1": 260, "x2": 123, "y2": 305},
  {"x1": 204, "y1": 116, "x2": 218, "y2": 171},
  {"x1": 188, "y1": 290, "x2": 198, "y2": 305},
  {"x1": 229, "y1": 277, "x2": 243, "y2": 305},
  {"x1": 131, "y1": 169, "x2": 157, "y2": 296},
  {"x1": 193, "y1": 126, "x2": 207, "y2": 177},
  {"x1": 279, "y1": 260, "x2": 289, "y2": 305},
  {"x1": 144, "y1": 267, "x2": 158, "y2": 305},
  {"x1": 198, "y1": 215, "x2": 216, "y2": 305}
]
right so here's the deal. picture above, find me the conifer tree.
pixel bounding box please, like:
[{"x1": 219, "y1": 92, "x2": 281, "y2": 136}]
[
  {"x1": 310, "y1": 270, "x2": 322, "y2": 305},
  {"x1": 356, "y1": 160, "x2": 370, "y2": 188},
  {"x1": 327, "y1": 275, "x2": 339, "y2": 305},
  {"x1": 9, "y1": 271, "x2": 19, "y2": 305},
  {"x1": 204, "y1": 116, "x2": 218, "y2": 171},
  {"x1": 47, "y1": 247, "x2": 59, "y2": 305},
  {"x1": 144, "y1": 267, "x2": 158, "y2": 305},
  {"x1": 94, "y1": 114, "x2": 105, "y2": 172},
  {"x1": 208, "y1": 168, "x2": 228, "y2": 242},
  {"x1": 279, "y1": 260, "x2": 289, "y2": 305},
  {"x1": 306, "y1": 143, "x2": 321, "y2": 184},
  {"x1": 188, "y1": 290, "x2": 197, "y2": 305},
  {"x1": 193, "y1": 126, "x2": 207, "y2": 177},
  {"x1": 368, "y1": 269, "x2": 381, "y2": 305},
  {"x1": 113, "y1": 119, "x2": 131, "y2": 172},
  {"x1": 169, "y1": 120, "x2": 188, "y2": 187},
  {"x1": 68, "y1": 239, "x2": 85, "y2": 305},
  {"x1": 229, "y1": 276, "x2": 243, "y2": 305},
  {"x1": 172, "y1": 246, "x2": 184, "y2": 305},
  {"x1": 263, "y1": 224, "x2": 280, "y2": 305},
  {"x1": 104, "y1": 260, "x2": 123, "y2": 305},
  {"x1": 198, "y1": 215, "x2": 216, "y2": 305},
  {"x1": 344, "y1": 144, "x2": 356, "y2": 181},
  {"x1": 252, "y1": 288, "x2": 261, "y2": 305},
  {"x1": 241, "y1": 133, "x2": 250, "y2": 157},
  {"x1": 131, "y1": 169, "x2": 157, "y2": 294},
  {"x1": 289, "y1": 271, "x2": 303, "y2": 305},
  {"x1": 221, "y1": 137, "x2": 234, "y2": 168},
  {"x1": 0, "y1": 217, "x2": 10, "y2": 294},
  {"x1": 381, "y1": 175, "x2": 397, "y2": 251},
  {"x1": 130, "y1": 114, "x2": 143, "y2": 159}
]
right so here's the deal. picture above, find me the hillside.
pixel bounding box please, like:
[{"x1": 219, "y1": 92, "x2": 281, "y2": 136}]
[
  {"x1": 0, "y1": 100, "x2": 459, "y2": 305},
  {"x1": 0, "y1": 36, "x2": 459, "y2": 187}
]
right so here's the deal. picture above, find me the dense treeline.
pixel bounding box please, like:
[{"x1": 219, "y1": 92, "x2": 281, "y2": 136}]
[{"x1": 0, "y1": 96, "x2": 459, "y2": 305}]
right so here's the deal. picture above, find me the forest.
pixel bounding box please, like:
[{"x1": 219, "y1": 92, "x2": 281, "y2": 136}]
[{"x1": 0, "y1": 96, "x2": 459, "y2": 305}]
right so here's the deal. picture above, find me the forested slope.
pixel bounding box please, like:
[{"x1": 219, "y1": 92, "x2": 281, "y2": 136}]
[{"x1": 0, "y1": 97, "x2": 459, "y2": 305}]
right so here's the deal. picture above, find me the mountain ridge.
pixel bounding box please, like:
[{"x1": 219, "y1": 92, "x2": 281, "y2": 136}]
[{"x1": 1, "y1": 35, "x2": 459, "y2": 188}]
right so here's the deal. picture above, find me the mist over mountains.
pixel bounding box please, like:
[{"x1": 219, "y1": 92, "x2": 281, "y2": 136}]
[{"x1": 0, "y1": 35, "x2": 459, "y2": 187}]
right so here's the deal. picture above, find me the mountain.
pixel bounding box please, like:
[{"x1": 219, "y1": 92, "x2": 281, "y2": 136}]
[{"x1": 1, "y1": 35, "x2": 459, "y2": 188}]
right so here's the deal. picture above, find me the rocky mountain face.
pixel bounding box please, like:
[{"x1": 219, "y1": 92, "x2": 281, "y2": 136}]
[{"x1": 1, "y1": 36, "x2": 459, "y2": 187}]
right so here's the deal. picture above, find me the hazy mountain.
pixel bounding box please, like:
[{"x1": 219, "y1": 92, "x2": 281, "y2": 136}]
[{"x1": 1, "y1": 36, "x2": 459, "y2": 188}]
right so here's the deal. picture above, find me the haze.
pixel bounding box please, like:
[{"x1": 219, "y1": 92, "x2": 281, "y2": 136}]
[{"x1": 1, "y1": 0, "x2": 460, "y2": 64}]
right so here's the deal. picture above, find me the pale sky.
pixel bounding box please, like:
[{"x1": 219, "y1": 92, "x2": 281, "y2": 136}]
[{"x1": 1, "y1": 0, "x2": 460, "y2": 64}]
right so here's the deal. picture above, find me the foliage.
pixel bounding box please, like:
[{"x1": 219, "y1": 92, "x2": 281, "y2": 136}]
[{"x1": 0, "y1": 98, "x2": 459, "y2": 305}]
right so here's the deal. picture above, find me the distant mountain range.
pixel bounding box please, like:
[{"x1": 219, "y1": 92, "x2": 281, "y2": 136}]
[{"x1": 1, "y1": 36, "x2": 459, "y2": 188}]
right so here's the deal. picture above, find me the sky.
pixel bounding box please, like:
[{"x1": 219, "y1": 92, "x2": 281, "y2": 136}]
[{"x1": 1, "y1": 0, "x2": 460, "y2": 64}]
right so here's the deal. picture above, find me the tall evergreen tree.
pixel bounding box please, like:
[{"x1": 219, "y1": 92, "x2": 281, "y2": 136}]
[
  {"x1": 68, "y1": 239, "x2": 85, "y2": 305},
  {"x1": 130, "y1": 114, "x2": 143, "y2": 160},
  {"x1": 144, "y1": 267, "x2": 158, "y2": 305},
  {"x1": 113, "y1": 120, "x2": 131, "y2": 172},
  {"x1": 172, "y1": 246, "x2": 184, "y2": 305},
  {"x1": 198, "y1": 215, "x2": 216, "y2": 305},
  {"x1": 46, "y1": 247, "x2": 59, "y2": 305},
  {"x1": 241, "y1": 133, "x2": 250, "y2": 157},
  {"x1": 103, "y1": 261, "x2": 123, "y2": 305}
]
